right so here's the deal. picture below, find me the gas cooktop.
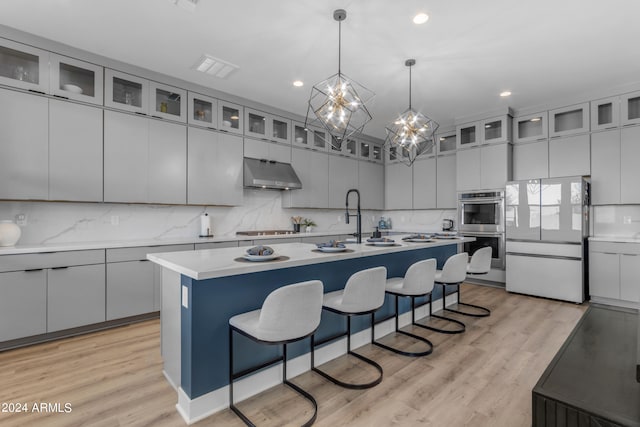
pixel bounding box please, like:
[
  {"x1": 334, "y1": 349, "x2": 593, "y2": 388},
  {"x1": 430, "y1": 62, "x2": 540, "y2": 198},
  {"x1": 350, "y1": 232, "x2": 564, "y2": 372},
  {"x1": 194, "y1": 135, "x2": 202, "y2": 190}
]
[{"x1": 236, "y1": 230, "x2": 299, "y2": 236}]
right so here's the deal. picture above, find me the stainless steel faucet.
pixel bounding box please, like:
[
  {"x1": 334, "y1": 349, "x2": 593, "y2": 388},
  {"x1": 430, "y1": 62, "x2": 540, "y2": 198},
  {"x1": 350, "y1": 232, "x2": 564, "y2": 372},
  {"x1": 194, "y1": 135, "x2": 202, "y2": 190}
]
[{"x1": 345, "y1": 189, "x2": 362, "y2": 243}]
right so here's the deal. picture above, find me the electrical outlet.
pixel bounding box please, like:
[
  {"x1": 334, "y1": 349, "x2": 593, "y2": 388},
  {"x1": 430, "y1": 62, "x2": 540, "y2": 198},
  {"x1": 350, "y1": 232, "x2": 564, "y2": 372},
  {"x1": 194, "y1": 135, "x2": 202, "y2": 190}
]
[
  {"x1": 624, "y1": 216, "x2": 632, "y2": 225},
  {"x1": 15, "y1": 213, "x2": 26, "y2": 226},
  {"x1": 111, "y1": 215, "x2": 120, "y2": 225}
]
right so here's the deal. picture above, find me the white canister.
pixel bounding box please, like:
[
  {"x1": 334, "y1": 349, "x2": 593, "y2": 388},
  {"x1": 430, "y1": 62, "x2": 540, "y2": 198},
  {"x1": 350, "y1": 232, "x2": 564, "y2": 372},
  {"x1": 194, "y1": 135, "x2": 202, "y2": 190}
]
[{"x1": 0, "y1": 220, "x2": 21, "y2": 247}]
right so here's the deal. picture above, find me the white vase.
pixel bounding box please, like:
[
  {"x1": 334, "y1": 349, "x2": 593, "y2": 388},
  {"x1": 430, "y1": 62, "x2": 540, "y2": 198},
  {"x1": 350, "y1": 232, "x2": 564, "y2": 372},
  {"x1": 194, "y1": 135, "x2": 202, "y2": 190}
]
[
  {"x1": 305, "y1": 226, "x2": 313, "y2": 233},
  {"x1": 0, "y1": 220, "x2": 21, "y2": 247}
]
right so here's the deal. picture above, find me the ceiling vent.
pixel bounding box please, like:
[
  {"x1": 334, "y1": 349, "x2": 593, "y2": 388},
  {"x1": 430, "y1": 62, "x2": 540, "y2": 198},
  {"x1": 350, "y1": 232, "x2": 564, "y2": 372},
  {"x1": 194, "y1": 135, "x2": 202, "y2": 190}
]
[
  {"x1": 192, "y1": 54, "x2": 239, "y2": 79},
  {"x1": 168, "y1": 0, "x2": 198, "y2": 12}
]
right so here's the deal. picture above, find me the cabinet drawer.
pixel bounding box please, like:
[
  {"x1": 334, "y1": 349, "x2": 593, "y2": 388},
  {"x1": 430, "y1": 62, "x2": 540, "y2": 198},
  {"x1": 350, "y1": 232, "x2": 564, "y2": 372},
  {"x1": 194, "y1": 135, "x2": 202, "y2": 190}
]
[
  {"x1": 195, "y1": 241, "x2": 238, "y2": 250},
  {"x1": 590, "y1": 241, "x2": 640, "y2": 255},
  {"x1": 106, "y1": 244, "x2": 193, "y2": 263},
  {"x1": 0, "y1": 250, "x2": 105, "y2": 273}
]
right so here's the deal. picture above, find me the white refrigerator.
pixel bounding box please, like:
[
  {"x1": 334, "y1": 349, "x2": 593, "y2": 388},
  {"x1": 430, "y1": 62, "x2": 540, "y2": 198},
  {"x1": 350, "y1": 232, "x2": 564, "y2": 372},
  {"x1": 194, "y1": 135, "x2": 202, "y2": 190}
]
[{"x1": 505, "y1": 176, "x2": 590, "y2": 303}]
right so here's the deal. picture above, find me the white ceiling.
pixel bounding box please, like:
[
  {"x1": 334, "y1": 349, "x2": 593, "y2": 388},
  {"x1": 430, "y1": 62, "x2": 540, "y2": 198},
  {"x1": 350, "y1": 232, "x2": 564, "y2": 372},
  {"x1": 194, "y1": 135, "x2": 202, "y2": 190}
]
[{"x1": 1, "y1": 0, "x2": 640, "y2": 139}]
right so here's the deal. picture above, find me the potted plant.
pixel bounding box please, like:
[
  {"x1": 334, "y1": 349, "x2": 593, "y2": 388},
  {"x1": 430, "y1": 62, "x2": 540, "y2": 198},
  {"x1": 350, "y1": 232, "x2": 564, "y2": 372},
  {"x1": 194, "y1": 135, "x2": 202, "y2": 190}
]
[{"x1": 303, "y1": 218, "x2": 316, "y2": 233}]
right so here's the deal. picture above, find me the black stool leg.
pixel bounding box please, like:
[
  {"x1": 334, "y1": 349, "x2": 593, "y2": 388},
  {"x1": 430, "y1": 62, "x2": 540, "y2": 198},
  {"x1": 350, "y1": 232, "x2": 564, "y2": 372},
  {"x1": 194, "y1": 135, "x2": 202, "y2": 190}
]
[
  {"x1": 282, "y1": 343, "x2": 318, "y2": 427},
  {"x1": 413, "y1": 292, "x2": 466, "y2": 334},
  {"x1": 443, "y1": 282, "x2": 491, "y2": 318},
  {"x1": 312, "y1": 314, "x2": 383, "y2": 389},
  {"x1": 229, "y1": 328, "x2": 255, "y2": 426},
  {"x1": 372, "y1": 294, "x2": 434, "y2": 357}
]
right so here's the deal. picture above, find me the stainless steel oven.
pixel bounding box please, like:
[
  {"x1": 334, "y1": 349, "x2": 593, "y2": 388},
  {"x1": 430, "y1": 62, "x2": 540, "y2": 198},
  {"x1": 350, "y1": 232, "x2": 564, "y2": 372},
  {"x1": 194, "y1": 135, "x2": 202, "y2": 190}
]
[
  {"x1": 458, "y1": 191, "x2": 505, "y2": 233},
  {"x1": 461, "y1": 232, "x2": 505, "y2": 269}
]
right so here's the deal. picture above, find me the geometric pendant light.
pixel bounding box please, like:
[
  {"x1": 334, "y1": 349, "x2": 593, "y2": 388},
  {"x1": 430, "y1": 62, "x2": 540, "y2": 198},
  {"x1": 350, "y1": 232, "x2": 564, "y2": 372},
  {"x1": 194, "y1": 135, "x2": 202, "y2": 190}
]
[
  {"x1": 383, "y1": 59, "x2": 439, "y2": 166},
  {"x1": 305, "y1": 9, "x2": 375, "y2": 144}
]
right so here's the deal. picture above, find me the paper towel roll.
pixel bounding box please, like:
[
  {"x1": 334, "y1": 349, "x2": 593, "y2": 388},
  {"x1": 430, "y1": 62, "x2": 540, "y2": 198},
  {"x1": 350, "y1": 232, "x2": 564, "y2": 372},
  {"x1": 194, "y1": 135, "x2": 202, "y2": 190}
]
[{"x1": 200, "y1": 213, "x2": 212, "y2": 237}]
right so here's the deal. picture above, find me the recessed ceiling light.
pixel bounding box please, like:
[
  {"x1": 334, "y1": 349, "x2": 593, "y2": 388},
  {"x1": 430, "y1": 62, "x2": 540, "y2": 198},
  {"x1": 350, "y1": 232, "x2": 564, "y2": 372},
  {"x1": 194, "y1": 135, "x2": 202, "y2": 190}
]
[
  {"x1": 413, "y1": 13, "x2": 429, "y2": 24},
  {"x1": 500, "y1": 91, "x2": 512, "y2": 97},
  {"x1": 293, "y1": 80, "x2": 304, "y2": 87}
]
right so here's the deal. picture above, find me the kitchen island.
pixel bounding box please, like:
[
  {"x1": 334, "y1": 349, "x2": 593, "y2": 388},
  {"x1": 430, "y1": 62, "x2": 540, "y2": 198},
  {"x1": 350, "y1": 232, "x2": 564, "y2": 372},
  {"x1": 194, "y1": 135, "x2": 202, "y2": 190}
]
[{"x1": 148, "y1": 236, "x2": 473, "y2": 424}]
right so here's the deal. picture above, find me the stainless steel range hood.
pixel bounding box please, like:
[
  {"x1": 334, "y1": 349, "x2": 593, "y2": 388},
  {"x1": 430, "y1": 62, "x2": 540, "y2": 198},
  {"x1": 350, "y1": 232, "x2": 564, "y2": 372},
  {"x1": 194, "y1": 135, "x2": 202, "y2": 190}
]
[{"x1": 243, "y1": 157, "x2": 302, "y2": 190}]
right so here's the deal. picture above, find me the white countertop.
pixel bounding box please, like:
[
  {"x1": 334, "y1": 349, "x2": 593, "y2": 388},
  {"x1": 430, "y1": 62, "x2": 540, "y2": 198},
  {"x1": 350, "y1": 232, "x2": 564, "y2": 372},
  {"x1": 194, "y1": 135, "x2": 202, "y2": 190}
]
[
  {"x1": 148, "y1": 235, "x2": 472, "y2": 280},
  {"x1": 0, "y1": 230, "x2": 351, "y2": 256},
  {"x1": 589, "y1": 236, "x2": 640, "y2": 243}
]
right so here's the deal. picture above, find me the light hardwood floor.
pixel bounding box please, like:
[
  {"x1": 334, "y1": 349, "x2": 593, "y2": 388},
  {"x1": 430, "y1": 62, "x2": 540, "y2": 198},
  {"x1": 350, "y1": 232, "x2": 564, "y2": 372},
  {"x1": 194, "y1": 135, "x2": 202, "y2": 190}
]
[{"x1": 0, "y1": 284, "x2": 586, "y2": 427}]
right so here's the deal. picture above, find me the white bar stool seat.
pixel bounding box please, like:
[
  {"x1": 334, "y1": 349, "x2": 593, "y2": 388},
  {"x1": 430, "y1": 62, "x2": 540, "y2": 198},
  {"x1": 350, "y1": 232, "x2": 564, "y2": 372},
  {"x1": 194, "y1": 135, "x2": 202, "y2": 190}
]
[
  {"x1": 371, "y1": 258, "x2": 437, "y2": 356},
  {"x1": 229, "y1": 280, "x2": 324, "y2": 427},
  {"x1": 437, "y1": 251, "x2": 491, "y2": 319},
  {"x1": 311, "y1": 266, "x2": 387, "y2": 390},
  {"x1": 467, "y1": 246, "x2": 492, "y2": 275}
]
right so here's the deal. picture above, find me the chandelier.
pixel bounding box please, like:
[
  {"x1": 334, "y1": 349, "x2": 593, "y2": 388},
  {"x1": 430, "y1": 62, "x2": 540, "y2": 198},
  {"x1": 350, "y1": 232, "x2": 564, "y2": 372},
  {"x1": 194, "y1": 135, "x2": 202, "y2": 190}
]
[
  {"x1": 383, "y1": 59, "x2": 439, "y2": 166},
  {"x1": 305, "y1": 9, "x2": 375, "y2": 144}
]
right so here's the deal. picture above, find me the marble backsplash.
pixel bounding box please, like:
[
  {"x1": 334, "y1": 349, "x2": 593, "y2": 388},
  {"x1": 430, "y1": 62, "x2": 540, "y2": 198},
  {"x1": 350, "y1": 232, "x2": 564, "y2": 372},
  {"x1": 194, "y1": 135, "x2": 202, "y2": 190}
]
[{"x1": 0, "y1": 190, "x2": 453, "y2": 246}]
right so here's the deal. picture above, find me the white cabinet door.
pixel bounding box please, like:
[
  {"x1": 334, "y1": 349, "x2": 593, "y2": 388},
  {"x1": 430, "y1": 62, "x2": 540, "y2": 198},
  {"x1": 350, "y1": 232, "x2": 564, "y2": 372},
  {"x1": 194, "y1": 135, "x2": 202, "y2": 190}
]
[
  {"x1": 436, "y1": 154, "x2": 456, "y2": 209},
  {"x1": 0, "y1": 89, "x2": 49, "y2": 200},
  {"x1": 590, "y1": 96, "x2": 620, "y2": 131},
  {"x1": 49, "y1": 99, "x2": 103, "y2": 202},
  {"x1": 148, "y1": 120, "x2": 187, "y2": 204},
  {"x1": 548, "y1": 134, "x2": 590, "y2": 178},
  {"x1": 621, "y1": 126, "x2": 640, "y2": 204},
  {"x1": 50, "y1": 54, "x2": 104, "y2": 105},
  {"x1": 104, "y1": 111, "x2": 149, "y2": 203},
  {"x1": 620, "y1": 254, "x2": 640, "y2": 302},
  {"x1": 329, "y1": 155, "x2": 358, "y2": 209},
  {"x1": 0, "y1": 39, "x2": 49, "y2": 93},
  {"x1": 480, "y1": 143, "x2": 511, "y2": 190},
  {"x1": 47, "y1": 264, "x2": 106, "y2": 332},
  {"x1": 104, "y1": 69, "x2": 149, "y2": 114},
  {"x1": 549, "y1": 103, "x2": 590, "y2": 137},
  {"x1": 358, "y1": 161, "x2": 384, "y2": 210},
  {"x1": 456, "y1": 147, "x2": 481, "y2": 191},
  {"x1": 513, "y1": 140, "x2": 548, "y2": 180},
  {"x1": 0, "y1": 270, "x2": 47, "y2": 342},
  {"x1": 149, "y1": 81, "x2": 186, "y2": 123},
  {"x1": 589, "y1": 252, "x2": 620, "y2": 299},
  {"x1": 187, "y1": 128, "x2": 243, "y2": 206},
  {"x1": 513, "y1": 112, "x2": 548, "y2": 143},
  {"x1": 621, "y1": 91, "x2": 640, "y2": 126},
  {"x1": 590, "y1": 129, "x2": 620, "y2": 205},
  {"x1": 385, "y1": 162, "x2": 413, "y2": 209},
  {"x1": 244, "y1": 139, "x2": 290, "y2": 163},
  {"x1": 412, "y1": 157, "x2": 436, "y2": 209},
  {"x1": 282, "y1": 148, "x2": 329, "y2": 208},
  {"x1": 188, "y1": 92, "x2": 218, "y2": 128}
]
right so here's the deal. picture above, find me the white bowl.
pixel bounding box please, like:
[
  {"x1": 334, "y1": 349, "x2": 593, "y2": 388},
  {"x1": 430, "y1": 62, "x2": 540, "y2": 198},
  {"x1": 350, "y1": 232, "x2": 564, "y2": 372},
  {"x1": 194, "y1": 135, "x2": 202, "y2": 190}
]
[
  {"x1": 295, "y1": 137, "x2": 304, "y2": 143},
  {"x1": 223, "y1": 120, "x2": 232, "y2": 127},
  {"x1": 62, "y1": 84, "x2": 83, "y2": 94}
]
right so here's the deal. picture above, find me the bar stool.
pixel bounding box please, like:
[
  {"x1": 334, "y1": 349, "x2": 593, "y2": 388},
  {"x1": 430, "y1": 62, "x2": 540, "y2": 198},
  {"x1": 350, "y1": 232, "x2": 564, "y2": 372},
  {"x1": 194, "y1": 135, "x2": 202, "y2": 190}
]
[
  {"x1": 372, "y1": 259, "x2": 436, "y2": 357},
  {"x1": 434, "y1": 252, "x2": 471, "y2": 327},
  {"x1": 452, "y1": 246, "x2": 492, "y2": 317},
  {"x1": 229, "y1": 280, "x2": 324, "y2": 427},
  {"x1": 311, "y1": 266, "x2": 387, "y2": 389}
]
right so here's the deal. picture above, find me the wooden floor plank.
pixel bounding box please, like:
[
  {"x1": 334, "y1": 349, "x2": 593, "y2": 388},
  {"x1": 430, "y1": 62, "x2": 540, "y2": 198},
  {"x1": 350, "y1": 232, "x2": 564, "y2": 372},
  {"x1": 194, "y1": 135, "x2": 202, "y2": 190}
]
[{"x1": 0, "y1": 284, "x2": 586, "y2": 427}]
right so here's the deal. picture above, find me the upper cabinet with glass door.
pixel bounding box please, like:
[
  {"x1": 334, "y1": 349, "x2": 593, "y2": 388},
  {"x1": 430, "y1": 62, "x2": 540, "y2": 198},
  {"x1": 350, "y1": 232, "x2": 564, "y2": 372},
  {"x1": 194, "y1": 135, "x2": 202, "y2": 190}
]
[
  {"x1": 481, "y1": 115, "x2": 512, "y2": 144},
  {"x1": 456, "y1": 121, "x2": 480, "y2": 149},
  {"x1": 590, "y1": 96, "x2": 620, "y2": 131},
  {"x1": 50, "y1": 54, "x2": 103, "y2": 105},
  {"x1": 149, "y1": 81, "x2": 186, "y2": 122},
  {"x1": 621, "y1": 91, "x2": 640, "y2": 126},
  {"x1": 513, "y1": 112, "x2": 548, "y2": 143},
  {"x1": 549, "y1": 103, "x2": 589, "y2": 137},
  {"x1": 188, "y1": 91, "x2": 218, "y2": 128},
  {"x1": 0, "y1": 38, "x2": 49, "y2": 93},
  {"x1": 437, "y1": 130, "x2": 457, "y2": 155},
  {"x1": 244, "y1": 108, "x2": 291, "y2": 144},
  {"x1": 105, "y1": 69, "x2": 149, "y2": 114},
  {"x1": 292, "y1": 122, "x2": 311, "y2": 149},
  {"x1": 359, "y1": 140, "x2": 383, "y2": 163},
  {"x1": 218, "y1": 100, "x2": 243, "y2": 135}
]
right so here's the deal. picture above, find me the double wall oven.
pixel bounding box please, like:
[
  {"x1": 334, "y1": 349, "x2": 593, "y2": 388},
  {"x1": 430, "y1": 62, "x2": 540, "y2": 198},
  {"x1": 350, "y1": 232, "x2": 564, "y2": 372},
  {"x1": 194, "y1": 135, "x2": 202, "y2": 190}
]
[{"x1": 458, "y1": 191, "x2": 505, "y2": 269}]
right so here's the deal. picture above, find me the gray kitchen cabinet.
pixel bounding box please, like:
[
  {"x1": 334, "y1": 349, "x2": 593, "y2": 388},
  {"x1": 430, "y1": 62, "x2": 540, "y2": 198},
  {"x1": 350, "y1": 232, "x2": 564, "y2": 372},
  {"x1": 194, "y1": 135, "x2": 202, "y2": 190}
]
[
  {"x1": 621, "y1": 91, "x2": 640, "y2": 126},
  {"x1": 0, "y1": 38, "x2": 49, "y2": 93},
  {"x1": 621, "y1": 126, "x2": 640, "y2": 204},
  {"x1": 620, "y1": 254, "x2": 640, "y2": 302},
  {"x1": 195, "y1": 241, "x2": 238, "y2": 250},
  {"x1": 0, "y1": 88, "x2": 48, "y2": 200},
  {"x1": 513, "y1": 140, "x2": 549, "y2": 180},
  {"x1": 590, "y1": 129, "x2": 620, "y2": 205},
  {"x1": 107, "y1": 260, "x2": 154, "y2": 320},
  {"x1": 244, "y1": 138, "x2": 290, "y2": 163},
  {"x1": 0, "y1": 269, "x2": 47, "y2": 342},
  {"x1": 548, "y1": 134, "x2": 590, "y2": 178},
  {"x1": 385, "y1": 162, "x2": 413, "y2": 209},
  {"x1": 358, "y1": 161, "x2": 384, "y2": 210},
  {"x1": 50, "y1": 54, "x2": 104, "y2": 105},
  {"x1": 329, "y1": 155, "x2": 358, "y2": 209},
  {"x1": 589, "y1": 251, "x2": 619, "y2": 300},
  {"x1": 456, "y1": 147, "x2": 481, "y2": 191},
  {"x1": 104, "y1": 110, "x2": 187, "y2": 204},
  {"x1": 513, "y1": 112, "x2": 548, "y2": 143},
  {"x1": 436, "y1": 154, "x2": 456, "y2": 209},
  {"x1": 412, "y1": 157, "x2": 436, "y2": 209},
  {"x1": 590, "y1": 96, "x2": 620, "y2": 131},
  {"x1": 47, "y1": 264, "x2": 106, "y2": 332},
  {"x1": 49, "y1": 99, "x2": 103, "y2": 202},
  {"x1": 480, "y1": 143, "x2": 511, "y2": 190},
  {"x1": 148, "y1": 119, "x2": 187, "y2": 204},
  {"x1": 188, "y1": 128, "x2": 243, "y2": 206},
  {"x1": 282, "y1": 147, "x2": 329, "y2": 208},
  {"x1": 104, "y1": 110, "x2": 149, "y2": 203},
  {"x1": 549, "y1": 103, "x2": 590, "y2": 138}
]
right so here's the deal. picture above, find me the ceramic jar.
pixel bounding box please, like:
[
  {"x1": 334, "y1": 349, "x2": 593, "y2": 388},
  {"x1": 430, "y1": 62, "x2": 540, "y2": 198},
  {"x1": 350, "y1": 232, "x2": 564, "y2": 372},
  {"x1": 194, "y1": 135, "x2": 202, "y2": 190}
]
[{"x1": 0, "y1": 220, "x2": 21, "y2": 247}]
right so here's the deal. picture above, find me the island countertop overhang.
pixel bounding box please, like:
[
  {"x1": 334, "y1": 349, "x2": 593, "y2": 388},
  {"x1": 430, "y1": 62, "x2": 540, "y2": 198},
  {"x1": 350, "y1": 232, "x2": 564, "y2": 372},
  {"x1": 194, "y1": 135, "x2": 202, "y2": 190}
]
[{"x1": 147, "y1": 235, "x2": 475, "y2": 280}]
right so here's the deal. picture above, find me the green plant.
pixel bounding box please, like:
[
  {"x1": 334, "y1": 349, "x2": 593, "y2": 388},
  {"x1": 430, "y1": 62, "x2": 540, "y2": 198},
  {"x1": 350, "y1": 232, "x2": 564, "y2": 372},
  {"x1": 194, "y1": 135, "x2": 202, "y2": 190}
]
[{"x1": 303, "y1": 218, "x2": 316, "y2": 227}]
